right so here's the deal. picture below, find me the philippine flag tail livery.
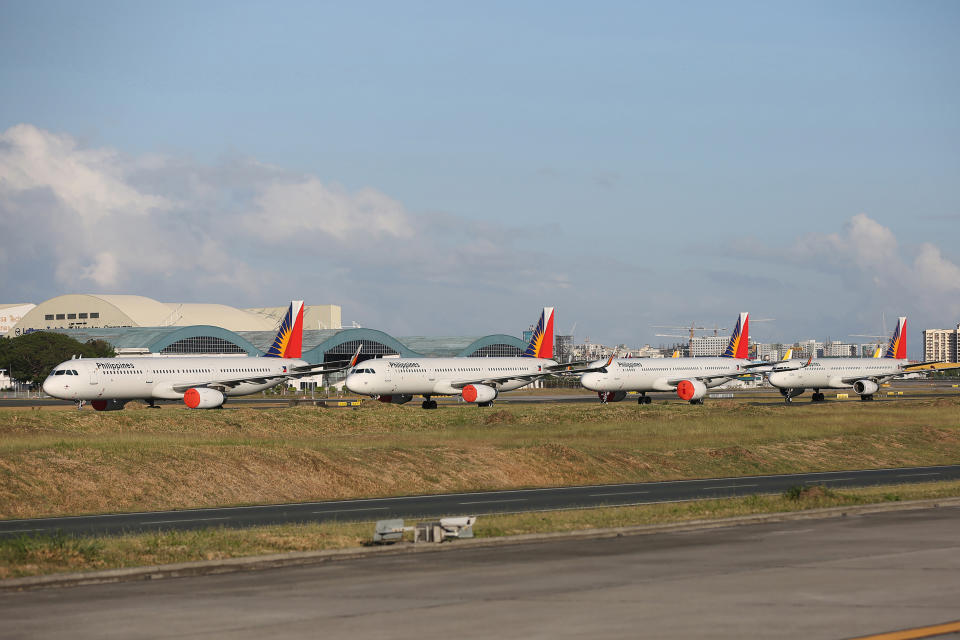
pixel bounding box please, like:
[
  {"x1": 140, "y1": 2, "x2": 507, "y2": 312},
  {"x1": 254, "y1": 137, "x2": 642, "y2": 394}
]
[
  {"x1": 884, "y1": 316, "x2": 907, "y2": 359},
  {"x1": 264, "y1": 301, "x2": 305, "y2": 358},
  {"x1": 522, "y1": 307, "x2": 555, "y2": 358},
  {"x1": 721, "y1": 312, "x2": 750, "y2": 359}
]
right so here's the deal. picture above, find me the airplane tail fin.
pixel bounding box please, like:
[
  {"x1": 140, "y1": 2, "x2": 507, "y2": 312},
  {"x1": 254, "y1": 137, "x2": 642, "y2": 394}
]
[
  {"x1": 782, "y1": 348, "x2": 793, "y2": 361},
  {"x1": 522, "y1": 307, "x2": 555, "y2": 358},
  {"x1": 872, "y1": 347, "x2": 882, "y2": 358},
  {"x1": 883, "y1": 316, "x2": 907, "y2": 359},
  {"x1": 671, "y1": 350, "x2": 680, "y2": 358},
  {"x1": 264, "y1": 301, "x2": 305, "y2": 358},
  {"x1": 721, "y1": 312, "x2": 749, "y2": 359}
]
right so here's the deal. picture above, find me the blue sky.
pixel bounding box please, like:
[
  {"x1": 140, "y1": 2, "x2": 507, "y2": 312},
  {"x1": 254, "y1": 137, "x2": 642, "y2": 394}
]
[{"x1": 1, "y1": 1, "x2": 958, "y2": 355}]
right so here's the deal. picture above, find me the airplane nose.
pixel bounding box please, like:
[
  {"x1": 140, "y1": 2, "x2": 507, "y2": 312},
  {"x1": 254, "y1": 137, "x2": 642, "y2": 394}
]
[
  {"x1": 42, "y1": 377, "x2": 55, "y2": 397},
  {"x1": 344, "y1": 375, "x2": 359, "y2": 394},
  {"x1": 580, "y1": 373, "x2": 602, "y2": 391},
  {"x1": 767, "y1": 372, "x2": 785, "y2": 387}
]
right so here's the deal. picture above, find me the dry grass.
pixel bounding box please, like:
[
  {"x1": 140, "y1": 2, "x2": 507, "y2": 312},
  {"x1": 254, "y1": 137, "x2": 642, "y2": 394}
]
[{"x1": 0, "y1": 396, "x2": 958, "y2": 519}]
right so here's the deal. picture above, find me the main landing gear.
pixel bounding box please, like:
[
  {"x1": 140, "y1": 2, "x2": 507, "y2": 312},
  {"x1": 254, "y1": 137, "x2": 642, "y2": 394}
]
[
  {"x1": 688, "y1": 399, "x2": 704, "y2": 405},
  {"x1": 477, "y1": 401, "x2": 493, "y2": 408},
  {"x1": 421, "y1": 396, "x2": 438, "y2": 410},
  {"x1": 637, "y1": 394, "x2": 652, "y2": 405},
  {"x1": 147, "y1": 399, "x2": 161, "y2": 409},
  {"x1": 811, "y1": 390, "x2": 826, "y2": 403},
  {"x1": 860, "y1": 394, "x2": 874, "y2": 402}
]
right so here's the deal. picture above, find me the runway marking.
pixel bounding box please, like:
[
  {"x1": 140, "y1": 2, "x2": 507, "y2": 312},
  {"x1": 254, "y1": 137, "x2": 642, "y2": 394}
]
[
  {"x1": 459, "y1": 498, "x2": 528, "y2": 505},
  {"x1": 142, "y1": 517, "x2": 230, "y2": 524},
  {"x1": 806, "y1": 477, "x2": 855, "y2": 484},
  {"x1": 1, "y1": 528, "x2": 40, "y2": 533},
  {"x1": 702, "y1": 484, "x2": 759, "y2": 490},
  {"x1": 313, "y1": 508, "x2": 389, "y2": 514},
  {"x1": 896, "y1": 473, "x2": 940, "y2": 478},
  {"x1": 589, "y1": 491, "x2": 651, "y2": 497},
  {"x1": 848, "y1": 619, "x2": 960, "y2": 640}
]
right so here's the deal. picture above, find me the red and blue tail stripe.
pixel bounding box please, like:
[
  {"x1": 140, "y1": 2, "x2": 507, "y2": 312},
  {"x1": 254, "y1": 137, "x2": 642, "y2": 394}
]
[
  {"x1": 522, "y1": 307, "x2": 554, "y2": 358},
  {"x1": 884, "y1": 316, "x2": 907, "y2": 359},
  {"x1": 721, "y1": 312, "x2": 750, "y2": 359},
  {"x1": 264, "y1": 301, "x2": 304, "y2": 358}
]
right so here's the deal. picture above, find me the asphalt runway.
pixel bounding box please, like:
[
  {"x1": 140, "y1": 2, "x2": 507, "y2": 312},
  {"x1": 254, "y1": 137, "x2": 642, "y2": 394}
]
[
  {"x1": 3, "y1": 465, "x2": 959, "y2": 539},
  {"x1": 3, "y1": 504, "x2": 959, "y2": 639}
]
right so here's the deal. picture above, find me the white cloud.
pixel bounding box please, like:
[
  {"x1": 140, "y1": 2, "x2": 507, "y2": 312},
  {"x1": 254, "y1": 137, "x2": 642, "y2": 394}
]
[
  {"x1": 785, "y1": 213, "x2": 960, "y2": 320},
  {"x1": 0, "y1": 124, "x2": 573, "y2": 325},
  {"x1": 243, "y1": 178, "x2": 412, "y2": 243},
  {"x1": 0, "y1": 124, "x2": 171, "y2": 222}
]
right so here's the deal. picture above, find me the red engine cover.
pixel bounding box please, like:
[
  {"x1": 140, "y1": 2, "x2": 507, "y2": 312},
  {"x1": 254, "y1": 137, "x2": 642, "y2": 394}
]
[
  {"x1": 676, "y1": 380, "x2": 697, "y2": 401},
  {"x1": 462, "y1": 385, "x2": 479, "y2": 403},
  {"x1": 91, "y1": 399, "x2": 108, "y2": 411},
  {"x1": 184, "y1": 388, "x2": 201, "y2": 409}
]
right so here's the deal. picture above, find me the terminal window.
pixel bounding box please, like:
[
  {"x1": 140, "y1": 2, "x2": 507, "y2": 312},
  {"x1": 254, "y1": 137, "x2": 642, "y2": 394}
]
[
  {"x1": 90, "y1": 312, "x2": 100, "y2": 318},
  {"x1": 56, "y1": 314, "x2": 65, "y2": 320},
  {"x1": 67, "y1": 313, "x2": 76, "y2": 319},
  {"x1": 79, "y1": 313, "x2": 88, "y2": 319},
  {"x1": 44, "y1": 314, "x2": 54, "y2": 320}
]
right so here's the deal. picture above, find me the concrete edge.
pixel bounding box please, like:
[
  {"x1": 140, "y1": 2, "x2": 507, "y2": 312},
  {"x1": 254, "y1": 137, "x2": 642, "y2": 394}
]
[{"x1": 4, "y1": 496, "x2": 959, "y2": 592}]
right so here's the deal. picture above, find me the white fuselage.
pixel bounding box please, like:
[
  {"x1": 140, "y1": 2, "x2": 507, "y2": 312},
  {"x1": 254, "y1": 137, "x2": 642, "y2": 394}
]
[
  {"x1": 579, "y1": 357, "x2": 750, "y2": 392},
  {"x1": 345, "y1": 357, "x2": 557, "y2": 397},
  {"x1": 42, "y1": 356, "x2": 307, "y2": 402},
  {"x1": 767, "y1": 358, "x2": 906, "y2": 390}
]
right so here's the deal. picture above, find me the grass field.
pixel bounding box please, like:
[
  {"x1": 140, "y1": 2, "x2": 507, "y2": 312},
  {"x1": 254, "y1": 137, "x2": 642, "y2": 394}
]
[{"x1": 1, "y1": 395, "x2": 958, "y2": 519}]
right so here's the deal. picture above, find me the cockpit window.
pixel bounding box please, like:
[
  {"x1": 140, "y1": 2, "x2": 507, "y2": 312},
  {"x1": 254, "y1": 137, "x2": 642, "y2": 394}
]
[
  {"x1": 350, "y1": 368, "x2": 377, "y2": 374},
  {"x1": 69, "y1": 370, "x2": 78, "y2": 375},
  {"x1": 55, "y1": 369, "x2": 66, "y2": 375}
]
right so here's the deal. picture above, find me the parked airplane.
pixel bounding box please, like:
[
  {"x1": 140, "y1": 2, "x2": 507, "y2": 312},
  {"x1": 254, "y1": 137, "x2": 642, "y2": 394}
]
[
  {"x1": 345, "y1": 307, "x2": 593, "y2": 409},
  {"x1": 767, "y1": 316, "x2": 921, "y2": 403},
  {"x1": 580, "y1": 313, "x2": 765, "y2": 405},
  {"x1": 42, "y1": 301, "x2": 356, "y2": 410}
]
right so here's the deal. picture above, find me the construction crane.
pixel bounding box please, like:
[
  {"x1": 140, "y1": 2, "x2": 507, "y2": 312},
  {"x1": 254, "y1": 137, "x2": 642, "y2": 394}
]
[{"x1": 652, "y1": 322, "x2": 728, "y2": 355}]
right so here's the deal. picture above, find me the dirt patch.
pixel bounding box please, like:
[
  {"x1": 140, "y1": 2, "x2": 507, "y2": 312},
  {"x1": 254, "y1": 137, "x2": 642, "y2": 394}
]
[
  {"x1": 484, "y1": 410, "x2": 517, "y2": 425},
  {"x1": 707, "y1": 446, "x2": 761, "y2": 461}
]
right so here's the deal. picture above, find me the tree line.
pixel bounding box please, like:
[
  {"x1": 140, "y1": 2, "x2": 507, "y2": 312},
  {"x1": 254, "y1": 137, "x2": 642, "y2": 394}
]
[{"x1": 0, "y1": 332, "x2": 115, "y2": 388}]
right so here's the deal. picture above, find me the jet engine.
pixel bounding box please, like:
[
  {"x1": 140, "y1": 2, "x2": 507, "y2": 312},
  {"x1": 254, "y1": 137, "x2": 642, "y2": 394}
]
[
  {"x1": 91, "y1": 399, "x2": 128, "y2": 411},
  {"x1": 461, "y1": 384, "x2": 497, "y2": 404},
  {"x1": 676, "y1": 379, "x2": 707, "y2": 402},
  {"x1": 183, "y1": 387, "x2": 226, "y2": 409},
  {"x1": 853, "y1": 380, "x2": 879, "y2": 396},
  {"x1": 378, "y1": 394, "x2": 413, "y2": 404},
  {"x1": 598, "y1": 391, "x2": 627, "y2": 403}
]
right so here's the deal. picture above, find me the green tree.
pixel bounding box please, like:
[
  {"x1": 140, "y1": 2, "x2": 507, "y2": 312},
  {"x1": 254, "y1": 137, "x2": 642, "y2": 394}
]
[{"x1": 0, "y1": 332, "x2": 116, "y2": 388}]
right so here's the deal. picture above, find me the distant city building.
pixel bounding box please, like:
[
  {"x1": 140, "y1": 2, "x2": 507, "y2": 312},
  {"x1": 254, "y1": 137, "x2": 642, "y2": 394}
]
[
  {"x1": 823, "y1": 341, "x2": 857, "y2": 357},
  {"x1": 756, "y1": 343, "x2": 785, "y2": 361},
  {"x1": 688, "y1": 335, "x2": 728, "y2": 357},
  {"x1": 555, "y1": 334, "x2": 573, "y2": 363},
  {"x1": 631, "y1": 345, "x2": 666, "y2": 358},
  {"x1": 792, "y1": 340, "x2": 824, "y2": 359},
  {"x1": 923, "y1": 325, "x2": 960, "y2": 363}
]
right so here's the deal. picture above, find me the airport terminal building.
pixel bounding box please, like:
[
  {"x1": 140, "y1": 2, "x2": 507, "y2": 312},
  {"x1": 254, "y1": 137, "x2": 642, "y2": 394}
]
[{"x1": 4, "y1": 294, "x2": 529, "y2": 384}]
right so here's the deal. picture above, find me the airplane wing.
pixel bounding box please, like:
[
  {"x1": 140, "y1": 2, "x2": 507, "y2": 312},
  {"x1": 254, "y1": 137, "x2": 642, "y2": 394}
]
[
  {"x1": 446, "y1": 358, "x2": 615, "y2": 390},
  {"x1": 902, "y1": 360, "x2": 960, "y2": 371}
]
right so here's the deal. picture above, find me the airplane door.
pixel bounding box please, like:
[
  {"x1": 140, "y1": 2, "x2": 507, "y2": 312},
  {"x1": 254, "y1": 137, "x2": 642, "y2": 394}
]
[{"x1": 89, "y1": 368, "x2": 99, "y2": 386}]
